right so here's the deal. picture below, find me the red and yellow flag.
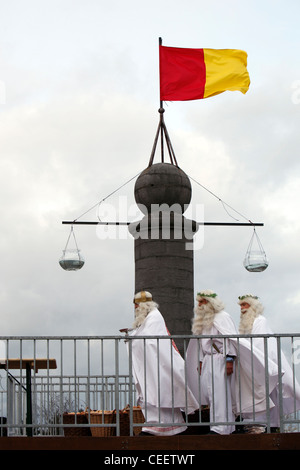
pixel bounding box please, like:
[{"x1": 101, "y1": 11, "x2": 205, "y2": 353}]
[{"x1": 159, "y1": 45, "x2": 250, "y2": 101}]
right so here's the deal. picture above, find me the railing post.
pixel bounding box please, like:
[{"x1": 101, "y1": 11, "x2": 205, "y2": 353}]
[
  {"x1": 277, "y1": 336, "x2": 284, "y2": 432},
  {"x1": 263, "y1": 336, "x2": 270, "y2": 432},
  {"x1": 127, "y1": 336, "x2": 134, "y2": 436},
  {"x1": 25, "y1": 362, "x2": 32, "y2": 437},
  {"x1": 115, "y1": 338, "x2": 120, "y2": 436}
]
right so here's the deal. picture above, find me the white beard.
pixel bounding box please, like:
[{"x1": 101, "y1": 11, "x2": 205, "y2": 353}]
[
  {"x1": 239, "y1": 306, "x2": 260, "y2": 334},
  {"x1": 132, "y1": 301, "x2": 158, "y2": 329},
  {"x1": 192, "y1": 303, "x2": 217, "y2": 335}
]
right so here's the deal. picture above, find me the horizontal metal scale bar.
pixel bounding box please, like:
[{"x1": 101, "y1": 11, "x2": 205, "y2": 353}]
[{"x1": 62, "y1": 221, "x2": 264, "y2": 226}]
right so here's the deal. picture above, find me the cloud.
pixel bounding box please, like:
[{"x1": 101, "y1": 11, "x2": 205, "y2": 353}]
[{"x1": 0, "y1": 0, "x2": 299, "y2": 343}]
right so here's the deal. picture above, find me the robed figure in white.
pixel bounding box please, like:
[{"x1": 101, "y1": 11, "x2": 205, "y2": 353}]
[
  {"x1": 122, "y1": 291, "x2": 199, "y2": 436},
  {"x1": 238, "y1": 294, "x2": 300, "y2": 430},
  {"x1": 186, "y1": 291, "x2": 238, "y2": 434},
  {"x1": 186, "y1": 290, "x2": 280, "y2": 434}
]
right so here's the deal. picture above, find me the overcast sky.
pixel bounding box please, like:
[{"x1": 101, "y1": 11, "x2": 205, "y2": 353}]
[{"x1": 0, "y1": 0, "x2": 299, "y2": 344}]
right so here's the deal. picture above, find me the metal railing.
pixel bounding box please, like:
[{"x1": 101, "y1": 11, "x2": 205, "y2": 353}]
[{"x1": 0, "y1": 334, "x2": 299, "y2": 436}]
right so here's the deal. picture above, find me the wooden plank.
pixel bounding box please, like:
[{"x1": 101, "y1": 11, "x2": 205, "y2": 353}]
[
  {"x1": 0, "y1": 433, "x2": 299, "y2": 451},
  {"x1": 0, "y1": 359, "x2": 57, "y2": 372}
]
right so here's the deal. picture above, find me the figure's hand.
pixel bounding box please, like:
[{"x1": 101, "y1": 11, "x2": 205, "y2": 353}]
[
  {"x1": 226, "y1": 361, "x2": 234, "y2": 376},
  {"x1": 119, "y1": 328, "x2": 128, "y2": 333},
  {"x1": 197, "y1": 362, "x2": 202, "y2": 375}
]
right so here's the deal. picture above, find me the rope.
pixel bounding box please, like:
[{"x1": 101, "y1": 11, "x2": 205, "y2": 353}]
[
  {"x1": 188, "y1": 174, "x2": 254, "y2": 225},
  {"x1": 67, "y1": 168, "x2": 255, "y2": 228},
  {"x1": 63, "y1": 225, "x2": 80, "y2": 252},
  {"x1": 72, "y1": 171, "x2": 142, "y2": 223}
]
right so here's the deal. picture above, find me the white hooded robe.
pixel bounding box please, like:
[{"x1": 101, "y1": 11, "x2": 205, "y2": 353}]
[
  {"x1": 186, "y1": 311, "x2": 280, "y2": 424},
  {"x1": 245, "y1": 315, "x2": 300, "y2": 424},
  {"x1": 128, "y1": 308, "x2": 199, "y2": 435}
]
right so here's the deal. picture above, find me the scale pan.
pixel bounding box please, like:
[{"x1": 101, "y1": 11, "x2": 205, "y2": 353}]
[
  {"x1": 243, "y1": 250, "x2": 268, "y2": 272},
  {"x1": 59, "y1": 249, "x2": 85, "y2": 271}
]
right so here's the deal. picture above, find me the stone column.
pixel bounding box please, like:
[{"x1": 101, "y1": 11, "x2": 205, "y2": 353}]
[{"x1": 128, "y1": 163, "x2": 198, "y2": 353}]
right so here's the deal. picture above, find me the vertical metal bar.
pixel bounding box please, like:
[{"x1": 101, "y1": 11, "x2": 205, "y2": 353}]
[
  {"x1": 184, "y1": 337, "x2": 188, "y2": 424},
  {"x1": 291, "y1": 336, "x2": 297, "y2": 418},
  {"x1": 197, "y1": 338, "x2": 202, "y2": 425},
  {"x1": 128, "y1": 339, "x2": 133, "y2": 436},
  {"x1": 100, "y1": 339, "x2": 104, "y2": 414},
  {"x1": 73, "y1": 339, "x2": 77, "y2": 423},
  {"x1": 60, "y1": 339, "x2": 63, "y2": 435},
  {"x1": 47, "y1": 339, "x2": 50, "y2": 435},
  {"x1": 183, "y1": 337, "x2": 188, "y2": 426},
  {"x1": 87, "y1": 339, "x2": 91, "y2": 414},
  {"x1": 157, "y1": 338, "x2": 161, "y2": 425},
  {"x1": 19, "y1": 339, "x2": 23, "y2": 435},
  {"x1": 6, "y1": 339, "x2": 10, "y2": 436},
  {"x1": 277, "y1": 336, "x2": 284, "y2": 431},
  {"x1": 20, "y1": 339, "x2": 27, "y2": 435},
  {"x1": 263, "y1": 336, "x2": 270, "y2": 432},
  {"x1": 115, "y1": 339, "x2": 120, "y2": 436},
  {"x1": 143, "y1": 338, "x2": 147, "y2": 424},
  {"x1": 236, "y1": 338, "x2": 243, "y2": 426},
  {"x1": 250, "y1": 337, "x2": 255, "y2": 422},
  {"x1": 160, "y1": 115, "x2": 164, "y2": 162},
  {"x1": 170, "y1": 337, "x2": 174, "y2": 422},
  {"x1": 25, "y1": 362, "x2": 32, "y2": 436},
  {"x1": 210, "y1": 339, "x2": 215, "y2": 425},
  {"x1": 224, "y1": 337, "x2": 229, "y2": 423}
]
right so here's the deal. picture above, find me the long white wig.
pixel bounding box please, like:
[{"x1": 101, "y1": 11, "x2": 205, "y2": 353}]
[
  {"x1": 238, "y1": 294, "x2": 264, "y2": 334},
  {"x1": 192, "y1": 289, "x2": 225, "y2": 335}
]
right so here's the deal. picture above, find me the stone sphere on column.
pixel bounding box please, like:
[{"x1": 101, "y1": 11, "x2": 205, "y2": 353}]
[{"x1": 134, "y1": 163, "x2": 192, "y2": 214}]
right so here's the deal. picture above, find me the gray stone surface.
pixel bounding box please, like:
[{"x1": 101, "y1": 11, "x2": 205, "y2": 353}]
[{"x1": 129, "y1": 163, "x2": 198, "y2": 353}]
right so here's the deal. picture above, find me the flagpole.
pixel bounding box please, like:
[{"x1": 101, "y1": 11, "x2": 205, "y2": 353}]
[
  {"x1": 158, "y1": 37, "x2": 164, "y2": 162},
  {"x1": 148, "y1": 37, "x2": 179, "y2": 166},
  {"x1": 159, "y1": 37, "x2": 163, "y2": 109}
]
